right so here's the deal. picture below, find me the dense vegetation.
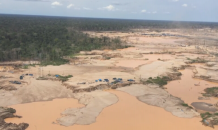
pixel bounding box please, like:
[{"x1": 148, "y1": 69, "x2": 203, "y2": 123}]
[
  {"x1": 0, "y1": 15, "x2": 125, "y2": 63},
  {"x1": 202, "y1": 87, "x2": 218, "y2": 97},
  {"x1": 1, "y1": 14, "x2": 218, "y2": 64}
]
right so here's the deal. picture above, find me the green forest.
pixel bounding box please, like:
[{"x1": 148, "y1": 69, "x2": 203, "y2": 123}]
[
  {"x1": 0, "y1": 14, "x2": 218, "y2": 64},
  {"x1": 0, "y1": 15, "x2": 126, "y2": 64}
]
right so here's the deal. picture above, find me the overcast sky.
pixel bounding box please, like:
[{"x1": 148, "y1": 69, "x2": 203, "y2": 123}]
[{"x1": 0, "y1": 0, "x2": 217, "y2": 22}]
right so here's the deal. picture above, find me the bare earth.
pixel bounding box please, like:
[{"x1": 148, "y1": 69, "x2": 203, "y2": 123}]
[{"x1": 2, "y1": 28, "x2": 218, "y2": 129}]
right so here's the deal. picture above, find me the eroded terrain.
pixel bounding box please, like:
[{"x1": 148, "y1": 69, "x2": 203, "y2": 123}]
[{"x1": 2, "y1": 28, "x2": 218, "y2": 129}]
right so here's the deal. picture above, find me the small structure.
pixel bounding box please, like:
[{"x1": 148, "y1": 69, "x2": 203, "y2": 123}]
[
  {"x1": 127, "y1": 79, "x2": 135, "y2": 82},
  {"x1": 104, "y1": 79, "x2": 109, "y2": 82},
  {"x1": 10, "y1": 81, "x2": 21, "y2": 84},
  {"x1": 118, "y1": 78, "x2": 122, "y2": 81},
  {"x1": 20, "y1": 76, "x2": 23, "y2": 80}
]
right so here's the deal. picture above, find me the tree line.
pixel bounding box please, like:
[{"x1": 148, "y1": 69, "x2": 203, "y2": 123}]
[
  {"x1": 0, "y1": 15, "x2": 126, "y2": 64},
  {"x1": 0, "y1": 14, "x2": 218, "y2": 64}
]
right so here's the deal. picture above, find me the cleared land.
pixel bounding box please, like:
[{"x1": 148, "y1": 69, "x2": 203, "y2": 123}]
[{"x1": 2, "y1": 27, "x2": 218, "y2": 129}]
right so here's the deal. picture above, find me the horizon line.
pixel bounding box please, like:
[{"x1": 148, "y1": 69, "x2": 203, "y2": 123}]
[{"x1": 0, "y1": 13, "x2": 218, "y2": 23}]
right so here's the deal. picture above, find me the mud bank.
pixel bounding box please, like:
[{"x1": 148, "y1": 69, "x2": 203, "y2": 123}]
[
  {"x1": 0, "y1": 107, "x2": 28, "y2": 130},
  {"x1": 5, "y1": 90, "x2": 216, "y2": 130},
  {"x1": 191, "y1": 102, "x2": 218, "y2": 112},
  {"x1": 0, "y1": 78, "x2": 74, "y2": 106},
  {"x1": 165, "y1": 68, "x2": 218, "y2": 105},
  {"x1": 117, "y1": 84, "x2": 199, "y2": 118},
  {"x1": 64, "y1": 81, "x2": 137, "y2": 93},
  {"x1": 135, "y1": 59, "x2": 187, "y2": 79},
  {"x1": 57, "y1": 91, "x2": 118, "y2": 126},
  {"x1": 193, "y1": 64, "x2": 218, "y2": 83}
]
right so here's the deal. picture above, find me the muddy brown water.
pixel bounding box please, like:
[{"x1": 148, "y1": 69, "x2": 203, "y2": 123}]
[
  {"x1": 165, "y1": 68, "x2": 218, "y2": 105},
  {"x1": 5, "y1": 90, "x2": 217, "y2": 130}
]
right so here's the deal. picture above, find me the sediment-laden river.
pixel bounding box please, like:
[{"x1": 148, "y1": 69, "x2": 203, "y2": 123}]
[{"x1": 5, "y1": 90, "x2": 216, "y2": 130}]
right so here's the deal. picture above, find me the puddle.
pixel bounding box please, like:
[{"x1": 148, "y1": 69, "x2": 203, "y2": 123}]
[
  {"x1": 5, "y1": 90, "x2": 216, "y2": 130},
  {"x1": 165, "y1": 68, "x2": 218, "y2": 105}
]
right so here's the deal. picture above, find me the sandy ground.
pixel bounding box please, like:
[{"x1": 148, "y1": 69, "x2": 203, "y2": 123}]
[
  {"x1": 0, "y1": 78, "x2": 74, "y2": 106},
  {"x1": 57, "y1": 90, "x2": 118, "y2": 126},
  {"x1": 5, "y1": 90, "x2": 217, "y2": 130},
  {"x1": 115, "y1": 60, "x2": 148, "y2": 68},
  {"x1": 129, "y1": 37, "x2": 183, "y2": 45},
  {"x1": 65, "y1": 71, "x2": 135, "y2": 89},
  {"x1": 134, "y1": 59, "x2": 186, "y2": 79},
  {"x1": 194, "y1": 64, "x2": 218, "y2": 82}
]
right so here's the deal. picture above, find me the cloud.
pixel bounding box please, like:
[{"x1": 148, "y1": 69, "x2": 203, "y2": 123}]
[
  {"x1": 141, "y1": 10, "x2": 146, "y2": 13},
  {"x1": 83, "y1": 7, "x2": 92, "y2": 10},
  {"x1": 99, "y1": 5, "x2": 116, "y2": 11},
  {"x1": 111, "y1": 2, "x2": 129, "y2": 6},
  {"x1": 104, "y1": 5, "x2": 115, "y2": 11},
  {"x1": 51, "y1": 1, "x2": 62, "y2": 6},
  {"x1": 172, "y1": 0, "x2": 179, "y2": 2},
  {"x1": 67, "y1": 4, "x2": 74, "y2": 8},
  {"x1": 192, "y1": 6, "x2": 197, "y2": 8},
  {"x1": 182, "y1": 4, "x2": 188, "y2": 7}
]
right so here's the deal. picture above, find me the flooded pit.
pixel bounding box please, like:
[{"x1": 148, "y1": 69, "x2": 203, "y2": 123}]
[
  {"x1": 165, "y1": 68, "x2": 218, "y2": 105},
  {"x1": 5, "y1": 90, "x2": 216, "y2": 130}
]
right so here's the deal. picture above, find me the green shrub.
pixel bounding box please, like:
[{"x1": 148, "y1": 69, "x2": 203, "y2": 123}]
[
  {"x1": 202, "y1": 87, "x2": 218, "y2": 97},
  {"x1": 58, "y1": 75, "x2": 73, "y2": 82},
  {"x1": 144, "y1": 76, "x2": 168, "y2": 87},
  {"x1": 201, "y1": 112, "x2": 212, "y2": 120},
  {"x1": 181, "y1": 103, "x2": 193, "y2": 109},
  {"x1": 7, "y1": 108, "x2": 16, "y2": 113},
  {"x1": 105, "y1": 57, "x2": 111, "y2": 60}
]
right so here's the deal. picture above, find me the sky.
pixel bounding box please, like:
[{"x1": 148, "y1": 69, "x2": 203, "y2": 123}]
[{"x1": 0, "y1": 0, "x2": 217, "y2": 22}]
